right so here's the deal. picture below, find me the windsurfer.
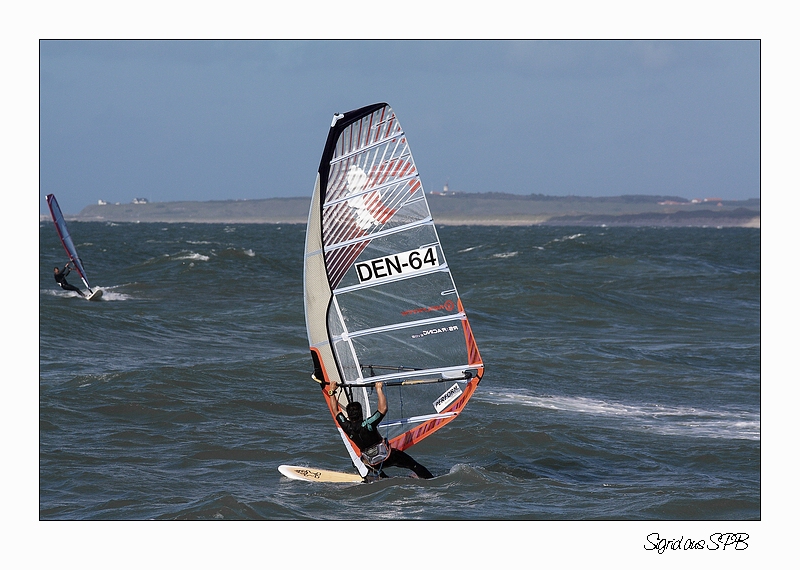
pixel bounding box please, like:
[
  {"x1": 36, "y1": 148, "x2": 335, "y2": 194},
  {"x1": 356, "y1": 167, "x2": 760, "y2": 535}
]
[
  {"x1": 53, "y1": 262, "x2": 85, "y2": 297},
  {"x1": 328, "y1": 380, "x2": 433, "y2": 479}
]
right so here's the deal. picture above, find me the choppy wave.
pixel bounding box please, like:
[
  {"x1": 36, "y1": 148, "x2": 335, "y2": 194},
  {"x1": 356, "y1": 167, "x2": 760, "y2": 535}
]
[
  {"x1": 172, "y1": 251, "x2": 210, "y2": 262},
  {"x1": 553, "y1": 233, "x2": 585, "y2": 242},
  {"x1": 477, "y1": 391, "x2": 760, "y2": 440},
  {"x1": 91, "y1": 285, "x2": 132, "y2": 301},
  {"x1": 39, "y1": 223, "x2": 760, "y2": 520}
]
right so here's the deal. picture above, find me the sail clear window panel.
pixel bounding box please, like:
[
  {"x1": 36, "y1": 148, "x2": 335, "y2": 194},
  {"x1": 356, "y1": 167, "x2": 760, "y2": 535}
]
[
  {"x1": 377, "y1": 382, "x2": 468, "y2": 440},
  {"x1": 332, "y1": 381, "x2": 461, "y2": 442},
  {"x1": 350, "y1": 385, "x2": 373, "y2": 418},
  {"x1": 327, "y1": 303, "x2": 346, "y2": 339},
  {"x1": 331, "y1": 335, "x2": 362, "y2": 384},
  {"x1": 334, "y1": 271, "x2": 460, "y2": 332},
  {"x1": 348, "y1": 318, "x2": 469, "y2": 377}
]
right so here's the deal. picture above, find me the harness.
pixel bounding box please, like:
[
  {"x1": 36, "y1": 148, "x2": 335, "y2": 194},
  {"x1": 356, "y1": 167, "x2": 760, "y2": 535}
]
[{"x1": 360, "y1": 438, "x2": 392, "y2": 467}]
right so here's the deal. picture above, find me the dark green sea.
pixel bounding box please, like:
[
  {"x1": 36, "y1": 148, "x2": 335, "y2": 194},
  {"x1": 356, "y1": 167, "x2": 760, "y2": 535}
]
[{"x1": 38, "y1": 221, "x2": 760, "y2": 551}]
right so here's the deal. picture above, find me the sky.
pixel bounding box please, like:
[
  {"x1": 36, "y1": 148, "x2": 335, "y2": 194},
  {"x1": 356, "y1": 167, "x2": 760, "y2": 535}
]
[{"x1": 39, "y1": 39, "x2": 761, "y2": 215}]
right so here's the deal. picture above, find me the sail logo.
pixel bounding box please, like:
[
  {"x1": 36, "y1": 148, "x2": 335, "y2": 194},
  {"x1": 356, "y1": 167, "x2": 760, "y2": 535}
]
[
  {"x1": 346, "y1": 165, "x2": 395, "y2": 231},
  {"x1": 346, "y1": 165, "x2": 369, "y2": 193},
  {"x1": 401, "y1": 299, "x2": 456, "y2": 316},
  {"x1": 433, "y1": 383, "x2": 463, "y2": 413},
  {"x1": 343, "y1": 160, "x2": 415, "y2": 231},
  {"x1": 411, "y1": 325, "x2": 459, "y2": 339},
  {"x1": 355, "y1": 246, "x2": 439, "y2": 284}
]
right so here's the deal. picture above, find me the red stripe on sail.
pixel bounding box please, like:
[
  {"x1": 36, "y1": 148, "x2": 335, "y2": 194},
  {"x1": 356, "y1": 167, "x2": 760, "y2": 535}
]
[
  {"x1": 363, "y1": 191, "x2": 396, "y2": 225},
  {"x1": 458, "y1": 299, "x2": 483, "y2": 367},
  {"x1": 326, "y1": 241, "x2": 370, "y2": 290},
  {"x1": 463, "y1": 317, "x2": 482, "y2": 366}
]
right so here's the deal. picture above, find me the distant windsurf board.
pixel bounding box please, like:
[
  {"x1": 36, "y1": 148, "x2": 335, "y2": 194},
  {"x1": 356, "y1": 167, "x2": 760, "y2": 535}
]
[
  {"x1": 87, "y1": 289, "x2": 103, "y2": 301},
  {"x1": 278, "y1": 465, "x2": 363, "y2": 483}
]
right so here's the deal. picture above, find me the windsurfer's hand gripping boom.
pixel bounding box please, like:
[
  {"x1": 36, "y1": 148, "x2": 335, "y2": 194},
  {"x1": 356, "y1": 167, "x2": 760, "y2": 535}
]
[
  {"x1": 327, "y1": 380, "x2": 387, "y2": 416},
  {"x1": 327, "y1": 380, "x2": 340, "y2": 411}
]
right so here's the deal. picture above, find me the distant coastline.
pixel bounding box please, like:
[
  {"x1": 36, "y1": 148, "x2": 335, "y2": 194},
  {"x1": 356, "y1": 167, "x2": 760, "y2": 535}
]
[{"x1": 44, "y1": 192, "x2": 760, "y2": 228}]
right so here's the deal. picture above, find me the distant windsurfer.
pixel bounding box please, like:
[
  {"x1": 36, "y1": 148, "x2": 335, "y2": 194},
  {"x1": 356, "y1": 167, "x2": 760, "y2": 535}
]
[
  {"x1": 327, "y1": 380, "x2": 433, "y2": 479},
  {"x1": 53, "y1": 262, "x2": 85, "y2": 297}
]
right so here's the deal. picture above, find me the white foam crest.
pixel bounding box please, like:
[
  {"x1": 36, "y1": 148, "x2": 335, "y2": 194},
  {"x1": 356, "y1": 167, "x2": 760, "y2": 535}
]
[
  {"x1": 458, "y1": 246, "x2": 478, "y2": 253},
  {"x1": 552, "y1": 233, "x2": 585, "y2": 242},
  {"x1": 173, "y1": 252, "x2": 210, "y2": 262},
  {"x1": 243, "y1": 249, "x2": 255, "y2": 257},
  {"x1": 477, "y1": 391, "x2": 760, "y2": 441},
  {"x1": 93, "y1": 286, "x2": 131, "y2": 301},
  {"x1": 492, "y1": 251, "x2": 519, "y2": 259},
  {"x1": 41, "y1": 286, "x2": 131, "y2": 301},
  {"x1": 41, "y1": 289, "x2": 81, "y2": 298}
]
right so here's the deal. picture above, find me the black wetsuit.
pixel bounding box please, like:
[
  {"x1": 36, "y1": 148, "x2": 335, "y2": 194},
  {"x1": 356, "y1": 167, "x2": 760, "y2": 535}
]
[
  {"x1": 336, "y1": 409, "x2": 433, "y2": 479},
  {"x1": 54, "y1": 266, "x2": 84, "y2": 296}
]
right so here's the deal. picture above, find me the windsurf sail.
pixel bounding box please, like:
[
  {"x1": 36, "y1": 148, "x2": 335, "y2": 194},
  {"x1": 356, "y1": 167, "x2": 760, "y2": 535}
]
[
  {"x1": 46, "y1": 193, "x2": 94, "y2": 292},
  {"x1": 304, "y1": 103, "x2": 484, "y2": 476}
]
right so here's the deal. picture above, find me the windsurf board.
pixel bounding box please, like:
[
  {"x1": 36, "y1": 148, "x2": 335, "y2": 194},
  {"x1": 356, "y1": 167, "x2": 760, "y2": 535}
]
[{"x1": 278, "y1": 464, "x2": 363, "y2": 483}]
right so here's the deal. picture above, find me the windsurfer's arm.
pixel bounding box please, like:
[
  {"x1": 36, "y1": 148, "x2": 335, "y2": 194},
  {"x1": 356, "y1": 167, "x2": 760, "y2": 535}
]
[
  {"x1": 328, "y1": 380, "x2": 340, "y2": 413},
  {"x1": 376, "y1": 382, "x2": 387, "y2": 415},
  {"x1": 328, "y1": 382, "x2": 351, "y2": 429}
]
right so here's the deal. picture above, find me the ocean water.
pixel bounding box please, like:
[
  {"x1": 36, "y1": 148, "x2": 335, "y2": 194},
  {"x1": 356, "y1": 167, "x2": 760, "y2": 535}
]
[{"x1": 39, "y1": 221, "x2": 760, "y2": 526}]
